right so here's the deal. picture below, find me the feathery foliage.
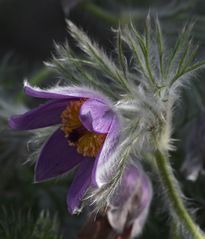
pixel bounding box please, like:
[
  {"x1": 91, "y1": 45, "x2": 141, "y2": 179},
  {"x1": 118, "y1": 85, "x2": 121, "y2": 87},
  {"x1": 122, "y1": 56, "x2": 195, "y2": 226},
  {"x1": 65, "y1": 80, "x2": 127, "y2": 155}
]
[
  {"x1": 48, "y1": 17, "x2": 205, "y2": 165},
  {"x1": 44, "y1": 17, "x2": 205, "y2": 238}
]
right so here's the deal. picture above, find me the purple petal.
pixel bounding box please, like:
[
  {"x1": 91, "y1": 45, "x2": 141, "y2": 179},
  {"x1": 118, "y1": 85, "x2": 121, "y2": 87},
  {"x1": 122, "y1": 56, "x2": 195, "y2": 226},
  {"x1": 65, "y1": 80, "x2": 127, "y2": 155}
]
[
  {"x1": 67, "y1": 158, "x2": 94, "y2": 214},
  {"x1": 139, "y1": 174, "x2": 153, "y2": 212},
  {"x1": 110, "y1": 166, "x2": 142, "y2": 207},
  {"x1": 91, "y1": 115, "x2": 120, "y2": 186},
  {"x1": 107, "y1": 165, "x2": 153, "y2": 237},
  {"x1": 9, "y1": 100, "x2": 69, "y2": 130},
  {"x1": 79, "y1": 99, "x2": 114, "y2": 134},
  {"x1": 35, "y1": 129, "x2": 87, "y2": 182},
  {"x1": 24, "y1": 81, "x2": 110, "y2": 102}
]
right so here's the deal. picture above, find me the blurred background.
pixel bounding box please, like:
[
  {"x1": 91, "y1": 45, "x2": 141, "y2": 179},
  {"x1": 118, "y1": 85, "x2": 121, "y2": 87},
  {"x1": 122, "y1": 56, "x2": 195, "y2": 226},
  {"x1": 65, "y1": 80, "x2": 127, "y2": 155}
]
[{"x1": 1, "y1": 0, "x2": 205, "y2": 238}]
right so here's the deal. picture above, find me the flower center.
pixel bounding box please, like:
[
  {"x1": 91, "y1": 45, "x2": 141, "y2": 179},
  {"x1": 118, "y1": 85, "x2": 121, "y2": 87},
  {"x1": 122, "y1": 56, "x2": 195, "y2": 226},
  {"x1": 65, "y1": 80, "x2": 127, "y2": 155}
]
[{"x1": 61, "y1": 100, "x2": 106, "y2": 157}]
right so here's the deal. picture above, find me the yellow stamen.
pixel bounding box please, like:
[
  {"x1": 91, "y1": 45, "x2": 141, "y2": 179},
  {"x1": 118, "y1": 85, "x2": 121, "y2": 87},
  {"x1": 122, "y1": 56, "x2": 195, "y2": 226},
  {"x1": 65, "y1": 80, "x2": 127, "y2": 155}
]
[
  {"x1": 61, "y1": 100, "x2": 107, "y2": 157},
  {"x1": 77, "y1": 132, "x2": 106, "y2": 157},
  {"x1": 61, "y1": 100, "x2": 84, "y2": 136}
]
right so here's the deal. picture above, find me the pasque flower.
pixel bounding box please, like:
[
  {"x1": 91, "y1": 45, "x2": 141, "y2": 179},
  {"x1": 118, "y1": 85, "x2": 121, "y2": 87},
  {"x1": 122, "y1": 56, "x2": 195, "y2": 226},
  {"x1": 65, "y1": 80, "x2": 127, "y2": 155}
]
[
  {"x1": 8, "y1": 18, "x2": 205, "y2": 238},
  {"x1": 107, "y1": 164, "x2": 152, "y2": 238},
  {"x1": 9, "y1": 82, "x2": 120, "y2": 213}
]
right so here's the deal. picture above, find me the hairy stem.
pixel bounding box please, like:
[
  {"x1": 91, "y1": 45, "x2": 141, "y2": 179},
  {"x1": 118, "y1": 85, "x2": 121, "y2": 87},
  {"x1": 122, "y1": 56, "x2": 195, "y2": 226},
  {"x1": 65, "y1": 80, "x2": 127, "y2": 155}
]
[{"x1": 154, "y1": 150, "x2": 205, "y2": 239}]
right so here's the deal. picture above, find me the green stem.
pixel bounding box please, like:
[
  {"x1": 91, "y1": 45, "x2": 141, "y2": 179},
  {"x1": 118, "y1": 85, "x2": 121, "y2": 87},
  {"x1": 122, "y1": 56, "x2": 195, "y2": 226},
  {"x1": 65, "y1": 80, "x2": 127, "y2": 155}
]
[
  {"x1": 154, "y1": 150, "x2": 205, "y2": 239},
  {"x1": 83, "y1": 2, "x2": 119, "y2": 25}
]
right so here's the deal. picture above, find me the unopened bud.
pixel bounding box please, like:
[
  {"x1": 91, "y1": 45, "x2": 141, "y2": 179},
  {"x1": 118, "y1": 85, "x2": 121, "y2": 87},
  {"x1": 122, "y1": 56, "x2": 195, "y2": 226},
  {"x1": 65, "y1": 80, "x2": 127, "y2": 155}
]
[{"x1": 107, "y1": 164, "x2": 153, "y2": 238}]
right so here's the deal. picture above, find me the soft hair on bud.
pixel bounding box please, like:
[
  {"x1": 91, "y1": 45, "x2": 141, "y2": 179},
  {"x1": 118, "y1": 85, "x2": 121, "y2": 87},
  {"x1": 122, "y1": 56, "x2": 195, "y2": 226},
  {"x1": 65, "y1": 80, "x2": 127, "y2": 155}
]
[{"x1": 107, "y1": 164, "x2": 153, "y2": 238}]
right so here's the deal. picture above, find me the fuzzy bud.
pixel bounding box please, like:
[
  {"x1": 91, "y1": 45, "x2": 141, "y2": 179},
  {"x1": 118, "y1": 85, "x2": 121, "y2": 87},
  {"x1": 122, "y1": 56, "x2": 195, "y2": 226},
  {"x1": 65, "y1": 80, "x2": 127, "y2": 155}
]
[{"x1": 107, "y1": 164, "x2": 153, "y2": 238}]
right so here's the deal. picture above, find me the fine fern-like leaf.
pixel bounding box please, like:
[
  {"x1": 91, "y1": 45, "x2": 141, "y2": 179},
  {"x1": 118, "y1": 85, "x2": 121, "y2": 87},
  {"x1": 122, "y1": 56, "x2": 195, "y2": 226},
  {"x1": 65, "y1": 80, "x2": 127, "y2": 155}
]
[{"x1": 67, "y1": 21, "x2": 132, "y2": 93}]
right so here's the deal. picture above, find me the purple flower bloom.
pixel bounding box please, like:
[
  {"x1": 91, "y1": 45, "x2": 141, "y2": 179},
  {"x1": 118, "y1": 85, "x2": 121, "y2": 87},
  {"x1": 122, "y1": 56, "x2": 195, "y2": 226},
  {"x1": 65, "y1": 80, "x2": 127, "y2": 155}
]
[
  {"x1": 9, "y1": 82, "x2": 120, "y2": 213},
  {"x1": 107, "y1": 164, "x2": 152, "y2": 238}
]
